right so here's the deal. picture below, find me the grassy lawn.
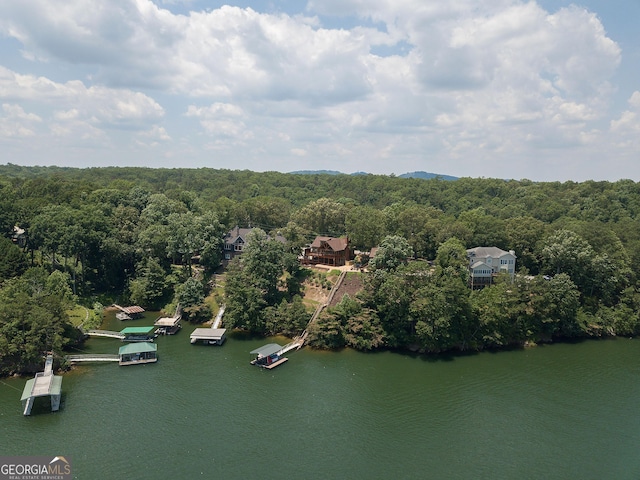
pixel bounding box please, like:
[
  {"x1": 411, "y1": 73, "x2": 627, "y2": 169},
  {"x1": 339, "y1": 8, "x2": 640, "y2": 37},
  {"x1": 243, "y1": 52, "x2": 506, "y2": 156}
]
[
  {"x1": 204, "y1": 274, "x2": 225, "y2": 321},
  {"x1": 67, "y1": 305, "x2": 89, "y2": 327}
]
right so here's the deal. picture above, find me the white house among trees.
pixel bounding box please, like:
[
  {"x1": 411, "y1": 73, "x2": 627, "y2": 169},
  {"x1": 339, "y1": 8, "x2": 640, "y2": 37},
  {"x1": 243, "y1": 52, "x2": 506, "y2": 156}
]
[
  {"x1": 222, "y1": 226, "x2": 287, "y2": 266},
  {"x1": 467, "y1": 246, "x2": 517, "y2": 288}
]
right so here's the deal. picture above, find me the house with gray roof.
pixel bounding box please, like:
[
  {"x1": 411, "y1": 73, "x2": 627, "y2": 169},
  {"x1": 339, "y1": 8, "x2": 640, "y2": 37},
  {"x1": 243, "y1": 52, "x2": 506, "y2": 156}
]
[
  {"x1": 222, "y1": 226, "x2": 286, "y2": 266},
  {"x1": 467, "y1": 246, "x2": 516, "y2": 288}
]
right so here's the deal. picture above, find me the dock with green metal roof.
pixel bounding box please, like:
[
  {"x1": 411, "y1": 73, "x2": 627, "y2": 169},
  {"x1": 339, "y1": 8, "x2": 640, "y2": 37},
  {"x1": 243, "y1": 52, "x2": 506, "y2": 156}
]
[
  {"x1": 120, "y1": 326, "x2": 156, "y2": 342},
  {"x1": 118, "y1": 342, "x2": 158, "y2": 366}
]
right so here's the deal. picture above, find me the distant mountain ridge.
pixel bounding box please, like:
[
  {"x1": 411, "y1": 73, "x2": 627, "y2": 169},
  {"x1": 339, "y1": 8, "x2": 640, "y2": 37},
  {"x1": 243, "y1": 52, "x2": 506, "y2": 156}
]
[
  {"x1": 398, "y1": 171, "x2": 458, "y2": 181},
  {"x1": 289, "y1": 169, "x2": 458, "y2": 180},
  {"x1": 289, "y1": 170, "x2": 344, "y2": 175}
]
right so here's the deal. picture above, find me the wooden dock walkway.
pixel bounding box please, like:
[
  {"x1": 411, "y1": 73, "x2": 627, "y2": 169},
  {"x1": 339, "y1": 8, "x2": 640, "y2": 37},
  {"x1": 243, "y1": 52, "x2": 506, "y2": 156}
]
[
  {"x1": 85, "y1": 329, "x2": 125, "y2": 339},
  {"x1": 212, "y1": 304, "x2": 225, "y2": 329},
  {"x1": 66, "y1": 354, "x2": 120, "y2": 363}
]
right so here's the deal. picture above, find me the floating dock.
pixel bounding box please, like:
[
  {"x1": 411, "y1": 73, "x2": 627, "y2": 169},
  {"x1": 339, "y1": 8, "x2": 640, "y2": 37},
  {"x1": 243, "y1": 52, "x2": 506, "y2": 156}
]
[{"x1": 21, "y1": 354, "x2": 62, "y2": 416}]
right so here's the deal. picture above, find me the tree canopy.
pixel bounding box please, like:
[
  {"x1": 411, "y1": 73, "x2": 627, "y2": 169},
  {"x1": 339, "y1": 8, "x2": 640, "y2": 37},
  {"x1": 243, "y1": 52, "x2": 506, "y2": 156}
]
[{"x1": 2, "y1": 165, "x2": 640, "y2": 368}]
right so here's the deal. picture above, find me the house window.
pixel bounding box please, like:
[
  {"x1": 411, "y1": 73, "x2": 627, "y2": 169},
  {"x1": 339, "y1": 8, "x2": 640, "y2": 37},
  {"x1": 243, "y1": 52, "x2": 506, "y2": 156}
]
[
  {"x1": 224, "y1": 253, "x2": 231, "y2": 260},
  {"x1": 234, "y1": 244, "x2": 243, "y2": 251}
]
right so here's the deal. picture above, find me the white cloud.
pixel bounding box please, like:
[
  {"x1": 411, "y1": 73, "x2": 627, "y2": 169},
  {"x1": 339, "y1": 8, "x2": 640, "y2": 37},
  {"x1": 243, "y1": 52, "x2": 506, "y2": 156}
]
[
  {"x1": 610, "y1": 91, "x2": 640, "y2": 134},
  {"x1": 0, "y1": 0, "x2": 636, "y2": 179},
  {"x1": 0, "y1": 103, "x2": 41, "y2": 137},
  {"x1": 291, "y1": 148, "x2": 307, "y2": 156}
]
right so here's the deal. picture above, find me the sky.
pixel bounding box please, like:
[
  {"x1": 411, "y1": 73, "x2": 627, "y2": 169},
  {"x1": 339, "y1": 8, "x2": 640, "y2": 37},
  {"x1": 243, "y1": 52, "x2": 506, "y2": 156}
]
[{"x1": 0, "y1": 0, "x2": 639, "y2": 182}]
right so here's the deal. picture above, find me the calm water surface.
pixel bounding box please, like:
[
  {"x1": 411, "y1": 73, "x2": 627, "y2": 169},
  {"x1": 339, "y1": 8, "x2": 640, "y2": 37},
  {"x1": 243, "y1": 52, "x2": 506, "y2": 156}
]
[{"x1": 1, "y1": 313, "x2": 640, "y2": 479}]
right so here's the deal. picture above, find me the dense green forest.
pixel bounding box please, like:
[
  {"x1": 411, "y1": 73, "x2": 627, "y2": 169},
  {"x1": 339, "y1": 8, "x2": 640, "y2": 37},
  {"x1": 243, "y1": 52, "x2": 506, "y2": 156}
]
[{"x1": 2, "y1": 164, "x2": 640, "y2": 374}]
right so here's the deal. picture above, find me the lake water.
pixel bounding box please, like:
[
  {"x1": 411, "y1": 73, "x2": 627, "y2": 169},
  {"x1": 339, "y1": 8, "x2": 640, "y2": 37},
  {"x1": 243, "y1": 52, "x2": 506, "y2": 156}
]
[{"x1": 2, "y1": 312, "x2": 640, "y2": 479}]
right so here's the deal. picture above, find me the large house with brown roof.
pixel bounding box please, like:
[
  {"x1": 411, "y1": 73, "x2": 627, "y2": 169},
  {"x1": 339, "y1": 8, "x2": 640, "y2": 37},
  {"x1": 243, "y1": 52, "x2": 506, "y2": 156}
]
[{"x1": 302, "y1": 236, "x2": 352, "y2": 267}]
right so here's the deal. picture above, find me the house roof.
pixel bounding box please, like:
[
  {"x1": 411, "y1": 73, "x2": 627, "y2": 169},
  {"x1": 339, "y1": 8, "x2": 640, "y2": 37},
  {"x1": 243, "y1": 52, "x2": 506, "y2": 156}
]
[
  {"x1": 118, "y1": 342, "x2": 157, "y2": 355},
  {"x1": 310, "y1": 236, "x2": 349, "y2": 252},
  {"x1": 225, "y1": 226, "x2": 252, "y2": 245},
  {"x1": 467, "y1": 246, "x2": 516, "y2": 259},
  {"x1": 225, "y1": 226, "x2": 287, "y2": 245},
  {"x1": 470, "y1": 261, "x2": 491, "y2": 269},
  {"x1": 250, "y1": 343, "x2": 282, "y2": 357}
]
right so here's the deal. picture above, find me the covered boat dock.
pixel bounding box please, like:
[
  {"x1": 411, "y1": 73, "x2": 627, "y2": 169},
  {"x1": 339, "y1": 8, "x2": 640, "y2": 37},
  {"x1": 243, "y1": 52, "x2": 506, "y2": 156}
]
[
  {"x1": 118, "y1": 342, "x2": 158, "y2": 366},
  {"x1": 120, "y1": 326, "x2": 156, "y2": 342},
  {"x1": 154, "y1": 315, "x2": 182, "y2": 335},
  {"x1": 250, "y1": 343, "x2": 288, "y2": 369},
  {"x1": 114, "y1": 305, "x2": 145, "y2": 321},
  {"x1": 21, "y1": 355, "x2": 62, "y2": 415},
  {"x1": 190, "y1": 328, "x2": 226, "y2": 345}
]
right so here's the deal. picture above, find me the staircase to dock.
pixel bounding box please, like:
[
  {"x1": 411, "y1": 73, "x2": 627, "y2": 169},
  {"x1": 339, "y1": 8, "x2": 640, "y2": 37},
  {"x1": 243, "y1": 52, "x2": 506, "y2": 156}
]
[{"x1": 290, "y1": 270, "x2": 349, "y2": 351}]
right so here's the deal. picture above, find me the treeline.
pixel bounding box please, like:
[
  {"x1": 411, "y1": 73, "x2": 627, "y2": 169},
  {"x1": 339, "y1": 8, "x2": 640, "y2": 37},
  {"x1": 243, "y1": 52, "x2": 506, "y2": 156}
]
[
  {"x1": 1, "y1": 165, "x2": 640, "y2": 371},
  {"x1": 306, "y1": 238, "x2": 640, "y2": 352}
]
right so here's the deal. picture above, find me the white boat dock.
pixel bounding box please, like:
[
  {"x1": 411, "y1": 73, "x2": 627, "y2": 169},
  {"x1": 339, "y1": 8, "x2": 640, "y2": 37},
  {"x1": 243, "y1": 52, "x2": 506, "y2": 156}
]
[
  {"x1": 190, "y1": 328, "x2": 226, "y2": 345},
  {"x1": 21, "y1": 355, "x2": 62, "y2": 416}
]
